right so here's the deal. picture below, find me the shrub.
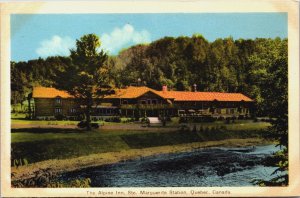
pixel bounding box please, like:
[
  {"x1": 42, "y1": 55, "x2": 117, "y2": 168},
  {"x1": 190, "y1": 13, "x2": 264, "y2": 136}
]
[
  {"x1": 220, "y1": 125, "x2": 227, "y2": 131},
  {"x1": 210, "y1": 126, "x2": 217, "y2": 132},
  {"x1": 112, "y1": 116, "x2": 121, "y2": 122},
  {"x1": 218, "y1": 116, "x2": 224, "y2": 121},
  {"x1": 193, "y1": 117, "x2": 202, "y2": 123},
  {"x1": 165, "y1": 116, "x2": 171, "y2": 122},
  {"x1": 134, "y1": 113, "x2": 140, "y2": 121},
  {"x1": 224, "y1": 118, "x2": 230, "y2": 124},
  {"x1": 104, "y1": 116, "x2": 121, "y2": 122},
  {"x1": 140, "y1": 117, "x2": 148, "y2": 123},
  {"x1": 12, "y1": 158, "x2": 29, "y2": 168},
  {"x1": 179, "y1": 117, "x2": 187, "y2": 123},
  {"x1": 91, "y1": 123, "x2": 99, "y2": 128},
  {"x1": 11, "y1": 168, "x2": 91, "y2": 188},
  {"x1": 179, "y1": 124, "x2": 189, "y2": 131},
  {"x1": 55, "y1": 114, "x2": 65, "y2": 121},
  {"x1": 192, "y1": 125, "x2": 197, "y2": 132},
  {"x1": 48, "y1": 178, "x2": 91, "y2": 188},
  {"x1": 77, "y1": 121, "x2": 99, "y2": 129},
  {"x1": 204, "y1": 126, "x2": 210, "y2": 133},
  {"x1": 199, "y1": 126, "x2": 204, "y2": 132}
]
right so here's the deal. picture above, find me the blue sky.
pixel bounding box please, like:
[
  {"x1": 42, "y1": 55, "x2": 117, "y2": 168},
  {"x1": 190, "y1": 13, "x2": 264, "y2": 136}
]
[{"x1": 11, "y1": 13, "x2": 287, "y2": 62}]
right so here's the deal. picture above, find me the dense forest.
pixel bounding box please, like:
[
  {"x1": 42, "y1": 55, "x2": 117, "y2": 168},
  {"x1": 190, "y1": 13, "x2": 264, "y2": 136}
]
[{"x1": 11, "y1": 35, "x2": 287, "y2": 117}]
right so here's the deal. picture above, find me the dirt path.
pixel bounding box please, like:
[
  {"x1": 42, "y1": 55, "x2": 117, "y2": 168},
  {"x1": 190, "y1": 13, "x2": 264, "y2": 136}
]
[{"x1": 11, "y1": 138, "x2": 271, "y2": 181}]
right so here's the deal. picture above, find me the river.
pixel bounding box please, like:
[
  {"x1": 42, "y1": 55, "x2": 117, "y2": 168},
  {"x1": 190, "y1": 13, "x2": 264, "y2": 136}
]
[{"x1": 60, "y1": 144, "x2": 281, "y2": 187}]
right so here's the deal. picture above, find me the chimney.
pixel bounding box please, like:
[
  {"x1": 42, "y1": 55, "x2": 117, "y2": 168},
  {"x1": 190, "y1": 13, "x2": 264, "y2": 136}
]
[
  {"x1": 162, "y1": 85, "x2": 168, "y2": 92},
  {"x1": 137, "y1": 78, "x2": 141, "y2": 87},
  {"x1": 193, "y1": 84, "x2": 197, "y2": 92}
]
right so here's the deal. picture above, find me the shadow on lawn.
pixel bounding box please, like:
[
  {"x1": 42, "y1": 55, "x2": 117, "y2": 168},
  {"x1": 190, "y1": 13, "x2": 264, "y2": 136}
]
[{"x1": 11, "y1": 128, "x2": 85, "y2": 133}]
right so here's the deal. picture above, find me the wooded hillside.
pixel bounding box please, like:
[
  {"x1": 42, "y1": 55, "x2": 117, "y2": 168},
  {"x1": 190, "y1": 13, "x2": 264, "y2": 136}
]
[{"x1": 11, "y1": 35, "x2": 287, "y2": 116}]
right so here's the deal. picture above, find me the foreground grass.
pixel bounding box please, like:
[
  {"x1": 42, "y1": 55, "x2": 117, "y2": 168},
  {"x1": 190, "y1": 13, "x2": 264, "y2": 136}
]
[{"x1": 11, "y1": 124, "x2": 270, "y2": 165}]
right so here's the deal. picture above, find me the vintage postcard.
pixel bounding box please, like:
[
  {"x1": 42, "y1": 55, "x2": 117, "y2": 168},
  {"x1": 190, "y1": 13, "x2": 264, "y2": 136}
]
[{"x1": 1, "y1": 0, "x2": 299, "y2": 197}]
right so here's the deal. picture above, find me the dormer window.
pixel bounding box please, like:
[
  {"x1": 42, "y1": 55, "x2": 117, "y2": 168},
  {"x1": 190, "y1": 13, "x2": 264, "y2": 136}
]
[{"x1": 55, "y1": 97, "x2": 61, "y2": 104}]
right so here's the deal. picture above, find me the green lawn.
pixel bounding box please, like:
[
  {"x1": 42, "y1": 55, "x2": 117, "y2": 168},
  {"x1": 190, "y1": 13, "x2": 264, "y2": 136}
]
[
  {"x1": 11, "y1": 114, "x2": 271, "y2": 129},
  {"x1": 12, "y1": 119, "x2": 80, "y2": 125},
  {"x1": 11, "y1": 117, "x2": 133, "y2": 126},
  {"x1": 190, "y1": 121, "x2": 271, "y2": 131},
  {"x1": 11, "y1": 120, "x2": 271, "y2": 165}
]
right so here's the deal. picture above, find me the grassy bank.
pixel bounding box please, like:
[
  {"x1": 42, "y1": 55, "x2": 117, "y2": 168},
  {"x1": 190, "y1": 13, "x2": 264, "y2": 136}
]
[
  {"x1": 12, "y1": 124, "x2": 270, "y2": 165},
  {"x1": 121, "y1": 128, "x2": 266, "y2": 148}
]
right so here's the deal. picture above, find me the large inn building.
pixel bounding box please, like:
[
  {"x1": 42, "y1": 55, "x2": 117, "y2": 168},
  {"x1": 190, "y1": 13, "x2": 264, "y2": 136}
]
[{"x1": 32, "y1": 85, "x2": 253, "y2": 120}]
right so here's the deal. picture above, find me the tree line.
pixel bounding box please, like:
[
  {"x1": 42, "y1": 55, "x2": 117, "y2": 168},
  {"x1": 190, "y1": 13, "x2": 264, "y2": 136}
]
[{"x1": 11, "y1": 34, "x2": 287, "y2": 117}]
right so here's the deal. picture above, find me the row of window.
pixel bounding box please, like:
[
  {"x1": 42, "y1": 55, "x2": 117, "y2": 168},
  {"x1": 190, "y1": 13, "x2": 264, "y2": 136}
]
[
  {"x1": 122, "y1": 99, "x2": 159, "y2": 105},
  {"x1": 140, "y1": 99, "x2": 158, "y2": 105},
  {"x1": 177, "y1": 102, "x2": 245, "y2": 107},
  {"x1": 54, "y1": 108, "x2": 76, "y2": 114},
  {"x1": 92, "y1": 108, "x2": 117, "y2": 115},
  {"x1": 215, "y1": 108, "x2": 235, "y2": 114},
  {"x1": 179, "y1": 108, "x2": 249, "y2": 115},
  {"x1": 215, "y1": 108, "x2": 248, "y2": 114},
  {"x1": 54, "y1": 108, "x2": 117, "y2": 115},
  {"x1": 121, "y1": 100, "x2": 247, "y2": 107}
]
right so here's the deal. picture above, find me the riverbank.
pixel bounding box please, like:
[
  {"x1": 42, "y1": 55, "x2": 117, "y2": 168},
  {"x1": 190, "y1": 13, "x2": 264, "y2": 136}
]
[{"x1": 11, "y1": 137, "x2": 272, "y2": 182}]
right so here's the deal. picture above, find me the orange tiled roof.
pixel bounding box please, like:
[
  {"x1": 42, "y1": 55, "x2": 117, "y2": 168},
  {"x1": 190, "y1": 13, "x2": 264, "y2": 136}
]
[
  {"x1": 32, "y1": 87, "x2": 73, "y2": 98},
  {"x1": 105, "y1": 86, "x2": 158, "y2": 99},
  {"x1": 106, "y1": 86, "x2": 253, "y2": 102},
  {"x1": 32, "y1": 86, "x2": 253, "y2": 102},
  {"x1": 157, "y1": 91, "x2": 253, "y2": 102}
]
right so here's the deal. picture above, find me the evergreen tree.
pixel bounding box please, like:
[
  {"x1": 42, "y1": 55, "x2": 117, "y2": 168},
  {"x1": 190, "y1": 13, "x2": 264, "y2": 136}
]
[{"x1": 55, "y1": 34, "x2": 112, "y2": 130}]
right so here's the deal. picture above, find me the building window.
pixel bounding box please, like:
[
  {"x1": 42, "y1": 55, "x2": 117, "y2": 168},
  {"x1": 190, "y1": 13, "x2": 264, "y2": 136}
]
[
  {"x1": 147, "y1": 99, "x2": 151, "y2": 104},
  {"x1": 152, "y1": 99, "x2": 157, "y2": 105},
  {"x1": 122, "y1": 100, "x2": 128, "y2": 104},
  {"x1": 70, "y1": 108, "x2": 76, "y2": 113},
  {"x1": 226, "y1": 108, "x2": 230, "y2": 114},
  {"x1": 140, "y1": 100, "x2": 146, "y2": 104},
  {"x1": 230, "y1": 108, "x2": 235, "y2": 114},
  {"x1": 55, "y1": 108, "x2": 62, "y2": 114},
  {"x1": 55, "y1": 98, "x2": 62, "y2": 105}
]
